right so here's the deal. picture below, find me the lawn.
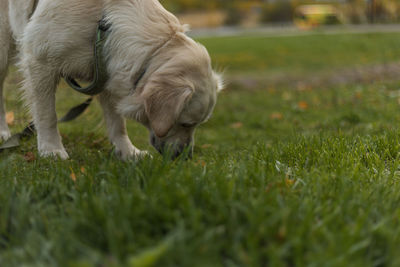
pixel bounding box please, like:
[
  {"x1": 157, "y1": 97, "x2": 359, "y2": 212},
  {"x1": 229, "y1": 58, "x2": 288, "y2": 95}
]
[
  {"x1": 199, "y1": 32, "x2": 400, "y2": 75},
  {"x1": 2, "y1": 32, "x2": 400, "y2": 266}
]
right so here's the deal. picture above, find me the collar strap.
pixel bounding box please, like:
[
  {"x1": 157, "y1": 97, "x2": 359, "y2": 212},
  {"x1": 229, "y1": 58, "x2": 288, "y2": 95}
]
[{"x1": 64, "y1": 18, "x2": 110, "y2": 96}]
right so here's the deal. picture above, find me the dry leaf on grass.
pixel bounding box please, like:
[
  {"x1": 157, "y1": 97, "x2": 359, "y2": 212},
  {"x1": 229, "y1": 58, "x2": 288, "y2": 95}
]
[
  {"x1": 298, "y1": 101, "x2": 309, "y2": 110},
  {"x1": 270, "y1": 112, "x2": 283, "y2": 120},
  {"x1": 285, "y1": 178, "x2": 295, "y2": 187},
  {"x1": 70, "y1": 167, "x2": 77, "y2": 182},
  {"x1": 23, "y1": 152, "x2": 36, "y2": 162},
  {"x1": 196, "y1": 160, "x2": 206, "y2": 167},
  {"x1": 6, "y1": 112, "x2": 14, "y2": 125},
  {"x1": 201, "y1": 144, "x2": 213, "y2": 149},
  {"x1": 277, "y1": 226, "x2": 287, "y2": 241},
  {"x1": 230, "y1": 122, "x2": 243, "y2": 129},
  {"x1": 354, "y1": 91, "x2": 362, "y2": 99}
]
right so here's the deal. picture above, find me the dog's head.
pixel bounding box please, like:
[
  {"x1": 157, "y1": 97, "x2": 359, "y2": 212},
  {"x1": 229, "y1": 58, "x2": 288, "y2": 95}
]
[{"x1": 119, "y1": 36, "x2": 223, "y2": 159}]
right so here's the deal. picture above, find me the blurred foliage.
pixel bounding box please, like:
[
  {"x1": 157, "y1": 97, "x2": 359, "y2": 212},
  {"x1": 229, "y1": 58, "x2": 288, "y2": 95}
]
[
  {"x1": 374, "y1": 0, "x2": 400, "y2": 23},
  {"x1": 161, "y1": 0, "x2": 400, "y2": 25},
  {"x1": 225, "y1": 7, "x2": 244, "y2": 26},
  {"x1": 161, "y1": 0, "x2": 230, "y2": 13},
  {"x1": 260, "y1": 1, "x2": 294, "y2": 24},
  {"x1": 342, "y1": 0, "x2": 368, "y2": 24}
]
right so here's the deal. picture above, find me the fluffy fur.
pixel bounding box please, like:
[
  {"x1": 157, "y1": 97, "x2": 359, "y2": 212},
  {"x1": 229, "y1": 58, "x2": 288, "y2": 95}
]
[{"x1": 0, "y1": 0, "x2": 222, "y2": 160}]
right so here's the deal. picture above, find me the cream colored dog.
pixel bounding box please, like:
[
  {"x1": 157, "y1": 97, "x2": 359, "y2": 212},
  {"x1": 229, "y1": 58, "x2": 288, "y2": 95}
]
[{"x1": 0, "y1": 0, "x2": 223, "y2": 160}]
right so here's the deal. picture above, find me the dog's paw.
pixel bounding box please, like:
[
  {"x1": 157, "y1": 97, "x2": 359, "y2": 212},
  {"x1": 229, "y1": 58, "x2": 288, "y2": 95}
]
[
  {"x1": 39, "y1": 148, "x2": 69, "y2": 160},
  {"x1": 115, "y1": 146, "x2": 152, "y2": 161},
  {"x1": 0, "y1": 129, "x2": 11, "y2": 142},
  {"x1": 134, "y1": 149, "x2": 152, "y2": 160}
]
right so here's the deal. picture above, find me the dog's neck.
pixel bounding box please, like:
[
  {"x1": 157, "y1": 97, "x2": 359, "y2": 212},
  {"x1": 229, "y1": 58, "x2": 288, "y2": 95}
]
[{"x1": 103, "y1": 0, "x2": 186, "y2": 97}]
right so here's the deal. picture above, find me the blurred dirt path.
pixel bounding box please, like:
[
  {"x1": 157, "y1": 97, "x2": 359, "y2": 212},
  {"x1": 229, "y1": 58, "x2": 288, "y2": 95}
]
[
  {"x1": 228, "y1": 62, "x2": 400, "y2": 90},
  {"x1": 189, "y1": 24, "x2": 400, "y2": 38}
]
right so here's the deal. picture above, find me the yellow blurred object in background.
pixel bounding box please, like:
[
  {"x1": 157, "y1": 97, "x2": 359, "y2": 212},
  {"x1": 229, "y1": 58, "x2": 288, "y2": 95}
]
[{"x1": 294, "y1": 5, "x2": 342, "y2": 30}]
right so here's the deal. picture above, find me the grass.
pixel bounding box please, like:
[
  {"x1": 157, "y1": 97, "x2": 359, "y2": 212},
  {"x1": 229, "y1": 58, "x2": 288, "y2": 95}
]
[
  {"x1": 2, "y1": 32, "x2": 400, "y2": 266},
  {"x1": 199, "y1": 32, "x2": 400, "y2": 75}
]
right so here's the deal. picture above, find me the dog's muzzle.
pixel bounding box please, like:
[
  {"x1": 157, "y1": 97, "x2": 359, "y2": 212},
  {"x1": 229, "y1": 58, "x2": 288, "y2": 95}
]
[{"x1": 150, "y1": 132, "x2": 193, "y2": 160}]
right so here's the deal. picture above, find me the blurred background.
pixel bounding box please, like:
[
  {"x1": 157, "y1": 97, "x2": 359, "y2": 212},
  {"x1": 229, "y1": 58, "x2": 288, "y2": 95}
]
[{"x1": 162, "y1": 0, "x2": 399, "y2": 29}]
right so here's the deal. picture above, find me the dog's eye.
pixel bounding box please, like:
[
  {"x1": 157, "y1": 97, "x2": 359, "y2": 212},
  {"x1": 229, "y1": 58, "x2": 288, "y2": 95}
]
[{"x1": 181, "y1": 123, "x2": 195, "y2": 128}]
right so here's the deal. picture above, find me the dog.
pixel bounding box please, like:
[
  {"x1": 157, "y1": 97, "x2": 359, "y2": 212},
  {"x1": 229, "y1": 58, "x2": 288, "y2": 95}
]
[{"x1": 0, "y1": 0, "x2": 223, "y2": 160}]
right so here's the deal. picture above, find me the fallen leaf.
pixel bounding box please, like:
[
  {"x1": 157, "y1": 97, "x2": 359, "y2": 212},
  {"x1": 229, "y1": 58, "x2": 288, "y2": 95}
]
[
  {"x1": 298, "y1": 101, "x2": 309, "y2": 110},
  {"x1": 201, "y1": 144, "x2": 212, "y2": 149},
  {"x1": 80, "y1": 166, "x2": 86, "y2": 173},
  {"x1": 230, "y1": 122, "x2": 243, "y2": 129},
  {"x1": 277, "y1": 225, "x2": 287, "y2": 241},
  {"x1": 6, "y1": 112, "x2": 14, "y2": 125},
  {"x1": 285, "y1": 178, "x2": 295, "y2": 187},
  {"x1": 70, "y1": 167, "x2": 77, "y2": 182},
  {"x1": 23, "y1": 152, "x2": 36, "y2": 162},
  {"x1": 270, "y1": 112, "x2": 283, "y2": 120},
  {"x1": 196, "y1": 160, "x2": 206, "y2": 167}
]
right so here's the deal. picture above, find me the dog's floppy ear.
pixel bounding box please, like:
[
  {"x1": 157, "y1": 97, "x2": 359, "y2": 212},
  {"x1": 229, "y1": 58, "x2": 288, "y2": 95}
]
[
  {"x1": 144, "y1": 84, "x2": 194, "y2": 138},
  {"x1": 213, "y1": 71, "x2": 225, "y2": 92}
]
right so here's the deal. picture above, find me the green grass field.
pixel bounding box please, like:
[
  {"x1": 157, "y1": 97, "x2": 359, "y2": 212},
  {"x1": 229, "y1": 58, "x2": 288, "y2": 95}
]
[
  {"x1": 199, "y1": 33, "x2": 400, "y2": 74},
  {"x1": 2, "y1": 32, "x2": 400, "y2": 266}
]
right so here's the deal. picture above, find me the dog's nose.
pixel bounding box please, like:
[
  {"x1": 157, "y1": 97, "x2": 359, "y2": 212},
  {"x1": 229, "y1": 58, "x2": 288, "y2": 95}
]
[
  {"x1": 152, "y1": 137, "x2": 193, "y2": 160},
  {"x1": 171, "y1": 144, "x2": 193, "y2": 160},
  {"x1": 173, "y1": 145, "x2": 184, "y2": 159},
  {"x1": 150, "y1": 132, "x2": 165, "y2": 153},
  {"x1": 150, "y1": 133, "x2": 156, "y2": 147}
]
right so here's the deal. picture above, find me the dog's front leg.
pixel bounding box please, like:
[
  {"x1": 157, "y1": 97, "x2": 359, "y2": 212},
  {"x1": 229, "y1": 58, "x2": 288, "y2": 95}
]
[
  {"x1": 0, "y1": 2, "x2": 12, "y2": 142},
  {"x1": 99, "y1": 92, "x2": 149, "y2": 160},
  {"x1": 0, "y1": 66, "x2": 11, "y2": 142},
  {"x1": 23, "y1": 63, "x2": 68, "y2": 159}
]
